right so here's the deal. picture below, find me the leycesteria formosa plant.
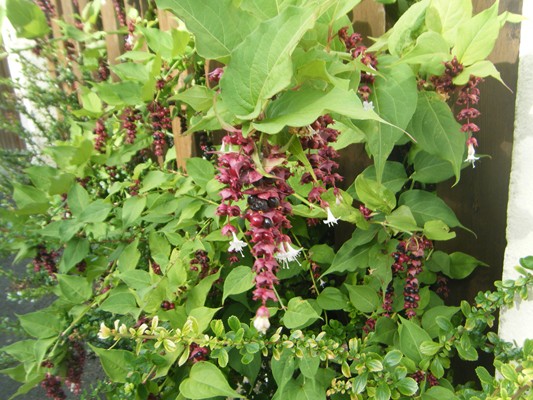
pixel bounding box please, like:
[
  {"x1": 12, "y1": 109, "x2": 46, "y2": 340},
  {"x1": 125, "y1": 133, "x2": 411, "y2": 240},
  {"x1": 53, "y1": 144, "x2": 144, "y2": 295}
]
[{"x1": 0, "y1": 0, "x2": 530, "y2": 399}]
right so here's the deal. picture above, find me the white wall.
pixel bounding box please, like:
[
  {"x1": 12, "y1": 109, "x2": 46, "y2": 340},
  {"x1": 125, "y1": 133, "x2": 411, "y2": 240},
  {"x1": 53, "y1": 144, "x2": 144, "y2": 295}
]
[{"x1": 499, "y1": 1, "x2": 533, "y2": 346}]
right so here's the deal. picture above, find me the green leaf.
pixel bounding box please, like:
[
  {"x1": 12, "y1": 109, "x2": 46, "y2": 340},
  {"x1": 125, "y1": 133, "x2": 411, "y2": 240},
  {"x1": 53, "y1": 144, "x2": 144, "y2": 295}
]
[
  {"x1": 387, "y1": 0, "x2": 429, "y2": 56},
  {"x1": 365, "y1": 55, "x2": 417, "y2": 182},
  {"x1": 399, "y1": 190, "x2": 463, "y2": 229},
  {"x1": 376, "y1": 381, "x2": 391, "y2": 400},
  {"x1": 118, "y1": 239, "x2": 141, "y2": 272},
  {"x1": 345, "y1": 284, "x2": 380, "y2": 313},
  {"x1": 283, "y1": 297, "x2": 321, "y2": 329},
  {"x1": 188, "y1": 307, "x2": 221, "y2": 333},
  {"x1": 407, "y1": 91, "x2": 465, "y2": 182},
  {"x1": 118, "y1": 270, "x2": 151, "y2": 290},
  {"x1": 172, "y1": 86, "x2": 214, "y2": 112},
  {"x1": 222, "y1": 266, "x2": 255, "y2": 303},
  {"x1": 179, "y1": 361, "x2": 243, "y2": 398},
  {"x1": 100, "y1": 291, "x2": 139, "y2": 317},
  {"x1": 385, "y1": 205, "x2": 419, "y2": 233},
  {"x1": 156, "y1": 0, "x2": 258, "y2": 61},
  {"x1": 59, "y1": 237, "x2": 89, "y2": 273},
  {"x1": 253, "y1": 86, "x2": 385, "y2": 134},
  {"x1": 220, "y1": 6, "x2": 318, "y2": 119},
  {"x1": 383, "y1": 350, "x2": 403, "y2": 367},
  {"x1": 421, "y1": 386, "x2": 458, "y2": 400},
  {"x1": 18, "y1": 310, "x2": 62, "y2": 339},
  {"x1": 355, "y1": 175, "x2": 396, "y2": 214},
  {"x1": 420, "y1": 341, "x2": 442, "y2": 356},
  {"x1": 423, "y1": 220, "x2": 456, "y2": 241},
  {"x1": 448, "y1": 252, "x2": 487, "y2": 279},
  {"x1": 56, "y1": 274, "x2": 92, "y2": 304},
  {"x1": 453, "y1": 60, "x2": 506, "y2": 87},
  {"x1": 299, "y1": 355, "x2": 320, "y2": 379},
  {"x1": 361, "y1": 162, "x2": 407, "y2": 194},
  {"x1": 396, "y1": 377, "x2": 418, "y2": 396},
  {"x1": 452, "y1": 1, "x2": 500, "y2": 66},
  {"x1": 6, "y1": 0, "x2": 49, "y2": 38},
  {"x1": 78, "y1": 200, "x2": 112, "y2": 223},
  {"x1": 316, "y1": 287, "x2": 349, "y2": 310},
  {"x1": 122, "y1": 196, "x2": 146, "y2": 227},
  {"x1": 186, "y1": 271, "x2": 220, "y2": 313},
  {"x1": 371, "y1": 317, "x2": 397, "y2": 345},
  {"x1": 12, "y1": 183, "x2": 49, "y2": 214},
  {"x1": 422, "y1": 306, "x2": 460, "y2": 338},
  {"x1": 309, "y1": 244, "x2": 335, "y2": 265},
  {"x1": 90, "y1": 346, "x2": 135, "y2": 383},
  {"x1": 426, "y1": 0, "x2": 472, "y2": 46},
  {"x1": 398, "y1": 317, "x2": 432, "y2": 363},
  {"x1": 67, "y1": 183, "x2": 90, "y2": 216},
  {"x1": 411, "y1": 150, "x2": 456, "y2": 184},
  {"x1": 186, "y1": 158, "x2": 215, "y2": 189},
  {"x1": 149, "y1": 232, "x2": 170, "y2": 269}
]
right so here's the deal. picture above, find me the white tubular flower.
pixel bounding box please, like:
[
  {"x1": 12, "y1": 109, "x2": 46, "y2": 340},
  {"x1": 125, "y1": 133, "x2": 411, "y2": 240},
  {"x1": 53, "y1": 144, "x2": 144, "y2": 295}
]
[
  {"x1": 253, "y1": 306, "x2": 271, "y2": 335},
  {"x1": 228, "y1": 231, "x2": 247, "y2": 256},
  {"x1": 323, "y1": 207, "x2": 339, "y2": 227},
  {"x1": 98, "y1": 322, "x2": 112, "y2": 340},
  {"x1": 275, "y1": 241, "x2": 302, "y2": 268},
  {"x1": 363, "y1": 100, "x2": 374, "y2": 111},
  {"x1": 464, "y1": 142, "x2": 480, "y2": 167}
]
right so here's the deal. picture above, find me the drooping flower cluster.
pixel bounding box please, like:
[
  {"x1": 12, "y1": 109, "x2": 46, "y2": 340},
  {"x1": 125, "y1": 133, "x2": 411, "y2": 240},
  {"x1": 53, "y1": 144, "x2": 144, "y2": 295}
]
[
  {"x1": 148, "y1": 101, "x2": 172, "y2": 157},
  {"x1": 112, "y1": 0, "x2": 127, "y2": 27},
  {"x1": 93, "y1": 119, "x2": 108, "y2": 153},
  {"x1": 41, "y1": 373, "x2": 66, "y2": 400},
  {"x1": 34, "y1": 0, "x2": 55, "y2": 24},
  {"x1": 122, "y1": 107, "x2": 142, "y2": 144},
  {"x1": 338, "y1": 27, "x2": 378, "y2": 101},
  {"x1": 64, "y1": 340, "x2": 85, "y2": 394},
  {"x1": 432, "y1": 56, "x2": 463, "y2": 97},
  {"x1": 411, "y1": 370, "x2": 439, "y2": 387},
  {"x1": 392, "y1": 235, "x2": 433, "y2": 319},
  {"x1": 215, "y1": 132, "x2": 298, "y2": 332},
  {"x1": 97, "y1": 59, "x2": 110, "y2": 82},
  {"x1": 189, "y1": 250, "x2": 218, "y2": 279},
  {"x1": 33, "y1": 245, "x2": 59, "y2": 277},
  {"x1": 297, "y1": 115, "x2": 342, "y2": 226},
  {"x1": 457, "y1": 76, "x2": 483, "y2": 167}
]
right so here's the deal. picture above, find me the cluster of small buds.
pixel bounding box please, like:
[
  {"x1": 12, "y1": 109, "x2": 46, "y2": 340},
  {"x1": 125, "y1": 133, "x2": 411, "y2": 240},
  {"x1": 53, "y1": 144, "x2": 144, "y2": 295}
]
[
  {"x1": 161, "y1": 300, "x2": 175, "y2": 310},
  {"x1": 188, "y1": 343, "x2": 209, "y2": 363},
  {"x1": 392, "y1": 236, "x2": 433, "y2": 319},
  {"x1": 457, "y1": 76, "x2": 483, "y2": 167},
  {"x1": 105, "y1": 166, "x2": 119, "y2": 182},
  {"x1": 97, "y1": 59, "x2": 110, "y2": 82},
  {"x1": 41, "y1": 360, "x2": 54, "y2": 368},
  {"x1": 295, "y1": 115, "x2": 342, "y2": 227},
  {"x1": 122, "y1": 107, "x2": 142, "y2": 144},
  {"x1": 326, "y1": 377, "x2": 353, "y2": 397},
  {"x1": 33, "y1": 245, "x2": 59, "y2": 276},
  {"x1": 65, "y1": 340, "x2": 85, "y2": 394},
  {"x1": 41, "y1": 373, "x2": 66, "y2": 400},
  {"x1": 382, "y1": 284, "x2": 394, "y2": 317},
  {"x1": 435, "y1": 274, "x2": 449, "y2": 299},
  {"x1": 71, "y1": 0, "x2": 84, "y2": 30},
  {"x1": 432, "y1": 56, "x2": 464, "y2": 96},
  {"x1": 148, "y1": 101, "x2": 172, "y2": 157},
  {"x1": 35, "y1": 0, "x2": 55, "y2": 24},
  {"x1": 112, "y1": 0, "x2": 127, "y2": 27},
  {"x1": 189, "y1": 250, "x2": 216, "y2": 279},
  {"x1": 93, "y1": 119, "x2": 108, "y2": 153},
  {"x1": 151, "y1": 261, "x2": 162, "y2": 275},
  {"x1": 359, "y1": 205, "x2": 372, "y2": 220},
  {"x1": 215, "y1": 131, "x2": 297, "y2": 330},
  {"x1": 129, "y1": 179, "x2": 140, "y2": 196},
  {"x1": 75, "y1": 260, "x2": 87, "y2": 273},
  {"x1": 199, "y1": 133, "x2": 215, "y2": 160},
  {"x1": 338, "y1": 27, "x2": 378, "y2": 101},
  {"x1": 362, "y1": 317, "x2": 376, "y2": 334},
  {"x1": 208, "y1": 68, "x2": 224, "y2": 85},
  {"x1": 411, "y1": 370, "x2": 439, "y2": 387},
  {"x1": 124, "y1": 20, "x2": 136, "y2": 51}
]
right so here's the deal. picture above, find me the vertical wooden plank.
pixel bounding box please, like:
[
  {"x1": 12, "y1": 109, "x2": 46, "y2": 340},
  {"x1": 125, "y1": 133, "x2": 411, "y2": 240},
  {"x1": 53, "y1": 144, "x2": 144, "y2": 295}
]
[
  {"x1": 101, "y1": 0, "x2": 124, "y2": 70},
  {"x1": 0, "y1": 58, "x2": 26, "y2": 150},
  {"x1": 351, "y1": 0, "x2": 386, "y2": 39}
]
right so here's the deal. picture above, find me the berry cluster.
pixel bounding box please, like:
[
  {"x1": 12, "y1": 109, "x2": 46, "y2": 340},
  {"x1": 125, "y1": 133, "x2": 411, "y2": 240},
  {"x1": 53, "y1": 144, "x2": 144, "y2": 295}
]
[
  {"x1": 98, "y1": 59, "x2": 110, "y2": 82},
  {"x1": 188, "y1": 343, "x2": 209, "y2": 363},
  {"x1": 112, "y1": 0, "x2": 127, "y2": 27},
  {"x1": 189, "y1": 250, "x2": 217, "y2": 279},
  {"x1": 359, "y1": 205, "x2": 372, "y2": 220},
  {"x1": 33, "y1": 245, "x2": 59, "y2": 277},
  {"x1": 392, "y1": 236, "x2": 433, "y2": 319},
  {"x1": 148, "y1": 101, "x2": 172, "y2": 157},
  {"x1": 41, "y1": 373, "x2": 66, "y2": 400},
  {"x1": 151, "y1": 261, "x2": 162, "y2": 275},
  {"x1": 65, "y1": 340, "x2": 85, "y2": 394},
  {"x1": 435, "y1": 274, "x2": 449, "y2": 299},
  {"x1": 382, "y1": 284, "x2": 394, "y2": 317},
  {"x1": 362, "y1": 317, "x2": 376, "y2": 334},
  {"x1": 411, "y1": 370, "x2": 439, "y2": 387},
  {"x1": 93, "y1": 119, "x2": 108, "y2": 153},
  {"x1": 338, "y1": 27, "x2": 378, "y2": 101},
  {"x1": 75, "y1": 260, "x2": 87, "y2": 273},
  {"x1": 129, "y1": 179, "x2": 140, "y2": 196},
  {"x1": 122, "y1": 107, "x2": 142, "y2": 144},
  {"x1": 161, "y1": 300, "x2": 175, "y2": 310},
  {"x1": 35, "y1": 0, "x2": 55, "y2": 24}
]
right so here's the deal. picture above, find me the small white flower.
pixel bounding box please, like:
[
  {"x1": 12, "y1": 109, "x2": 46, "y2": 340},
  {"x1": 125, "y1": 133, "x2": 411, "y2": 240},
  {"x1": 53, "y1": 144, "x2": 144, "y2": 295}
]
[
  {"x1": 98, "y1": 322, "x2": 111, "y2": 340},
  {"x1": 363, "y1": 101, "x2": 374, "y2": 111},
  {"x1": 125, "y1": 35, "x2": 134, "y2": 47},
  {"x1": 319, "y1": 278, "x2": 326, "y2": 287},
  {"x1": 275, "y1": 241, "x2": 302, "y2": 268},
  {"x1": 464, "y1": 143, "x2": 480, "y2": 168},
  {"x1": 254, "y1": 315, "x2": 270, "y2": 334},
  {"x1": 323, "y1": 207, "x2": 339, "y2": 227},
  {"x1": 228, "y1": 232, "x2": 247, "y2": 256}
]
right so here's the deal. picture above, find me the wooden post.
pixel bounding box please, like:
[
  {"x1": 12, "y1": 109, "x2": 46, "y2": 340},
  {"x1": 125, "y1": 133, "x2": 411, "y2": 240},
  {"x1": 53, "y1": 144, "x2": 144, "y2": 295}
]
[{"x1": 101, "y1": 0, "x2": 124, "y2": 74}]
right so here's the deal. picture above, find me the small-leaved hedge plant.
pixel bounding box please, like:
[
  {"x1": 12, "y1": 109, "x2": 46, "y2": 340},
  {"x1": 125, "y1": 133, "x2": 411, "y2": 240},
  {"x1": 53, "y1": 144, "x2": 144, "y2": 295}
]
[{"x1": 0, "y1": 0, "x2": 531, "y2": 399}]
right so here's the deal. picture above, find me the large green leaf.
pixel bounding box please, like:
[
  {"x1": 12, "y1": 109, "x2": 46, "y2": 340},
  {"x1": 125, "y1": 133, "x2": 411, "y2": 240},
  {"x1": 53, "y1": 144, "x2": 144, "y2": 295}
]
[
  {"x1": 398, "y1": 190, "x2": 463, "y2": 229},
  {"x1": 90, "y1": 346, "x2": 135, "y2": 383},
  {"x1": 59, "y1": 237, "x2": 90, "y2": 273},
  {"x1": 186, "y1": 158, "x2": 215, "y2": 189},
  {"x1": 18, "y1": 310, "x2": 62, "y2": 339},
  {"x1": 365, "y1": 56, "x2": 418, "y2": 182},
  {"x1": 407, "y1": 91, "x2": 465, "y2": 182},
  {"x1": 355, "y1": 175, "x2": 396, "y2": 214},
  {"x1": 422, "y1": 305, "x2": 460, "y2": 338},
  {"x1": 155, "y1": 0, "x2": 258, "y2": 61},
  {"x1": 122, "y1": 196, "x2": 146, "y2": 227},
  {"x1": 426, "y1": 0, "x2": 472, "y2": 46},
  {"x1": 179, "y1": 362, "x2": 243, "y2": 399},
  {"x1": 387, "y1": 0, "x2": 429, "y2": 56},
  {"x1": 222, "y1": 266, "x2": 255, "y2": 303},
  {"x1": 6, "y1": 0, "x2": 50, "y2": 38},
  {"x1": 411, "y1": 150, "x2": 456, "y2": 184},
  {"x1": 345, "y1": 284, "x2": 380, "y2": 313},
  {"x1": 240, "y1": 0, "x2": 306, "y2": 21},
  {"x1": 220, "y1": 6, "x2": 318, "y2": 119},
  {"x1": 398, "y1": 317, "x2": 432, "y2": 364},
  {"x1": 12, "y1": 183, "x2": 49, "y2": 214},
  {"x1": 283, "y1": 297, "x2": 321, "y2": 329},
  {"x1": 254, "y1": 86, "x2": 385, "y2": 134},
  {"x1": 452, "y1": 1, "x2": 500, "y2": 66},
  {"x1": 56, "y1": 274, "x2": 92, "y2": 304}
]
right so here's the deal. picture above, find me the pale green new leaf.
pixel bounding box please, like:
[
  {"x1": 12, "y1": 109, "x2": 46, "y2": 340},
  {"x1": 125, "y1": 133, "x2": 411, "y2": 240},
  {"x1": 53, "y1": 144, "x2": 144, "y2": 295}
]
[
  {"x1": 90, "y1": 346, "x2": 135, "y2": 383},
  {"x1": 453, "y1": 60, "x2": 506, "y2": 88},
  {"x1": 388, "y1": 0, "x2": 429, "y2": 57},
  {"x1": 220, "y1": 6, "x2": 318, "y2": 119},
  {"x1": 426, "y1": 0, "x2": 472, "y2": 46},
  {"x1": 155, "y1": 0, "x2": 258, "y2": 60},
  {"x1": 179, "y1": 361, "x2": 243, "y2": 399}
]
